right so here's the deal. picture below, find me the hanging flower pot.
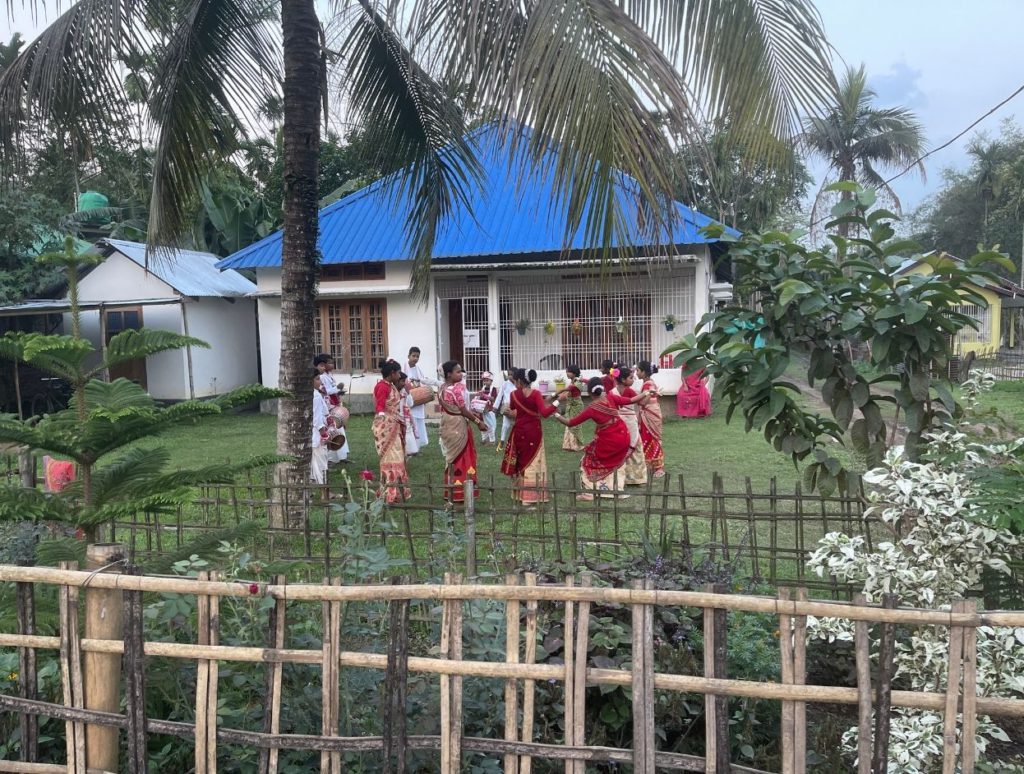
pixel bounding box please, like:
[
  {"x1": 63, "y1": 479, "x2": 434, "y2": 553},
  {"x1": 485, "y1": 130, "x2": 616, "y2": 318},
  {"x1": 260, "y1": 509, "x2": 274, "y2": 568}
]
[
  {"x1": 571, "y1": 318, "x2": 583, "y2": 337},
  {"x1": 544, "y1": 319, "x2": 556, "y2": 337},
  {"x1": 515, "y1": 318, "x2": 531, "y2": 335},
  {"x1": 662, "y1": 314, "x2": 678, "y2": 332},
  {"x1": 614, "y1": 316, "x2": 626, "y2": 337}
]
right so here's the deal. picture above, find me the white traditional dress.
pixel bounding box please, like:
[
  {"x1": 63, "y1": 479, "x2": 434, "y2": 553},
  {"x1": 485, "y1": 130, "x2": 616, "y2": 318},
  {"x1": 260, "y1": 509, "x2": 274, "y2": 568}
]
[
  {"x1": 318, "y1": 371, "x2": 349, "y2": 463},
  {"x1": 311, "y1": 389, "x2": 329, "y2": 484},
  {"x1": 406, "y1": 360, "x2": 441, "y2": 446}
]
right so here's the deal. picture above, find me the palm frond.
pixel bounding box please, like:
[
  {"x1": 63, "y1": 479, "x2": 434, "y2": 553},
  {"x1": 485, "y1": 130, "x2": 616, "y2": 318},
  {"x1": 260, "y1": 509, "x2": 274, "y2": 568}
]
[
  {"x1": 147, "y1": 0, "x2": 281, "y2": 253},
  {"x1": 91, "y1": 328, "x2": 209, "y2": 379},
  {"x1": 0, "y1": 0, "x2": 146, "y2": 161},
  {"x1": 336, "y1": 0, "x2": 479, "y2": 298}
]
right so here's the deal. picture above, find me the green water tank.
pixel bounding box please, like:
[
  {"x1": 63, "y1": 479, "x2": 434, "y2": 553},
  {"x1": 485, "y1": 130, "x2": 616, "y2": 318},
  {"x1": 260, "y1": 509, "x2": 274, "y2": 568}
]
[{"x1": 77, "y1": 190, "x2": 110, "y2": 222}]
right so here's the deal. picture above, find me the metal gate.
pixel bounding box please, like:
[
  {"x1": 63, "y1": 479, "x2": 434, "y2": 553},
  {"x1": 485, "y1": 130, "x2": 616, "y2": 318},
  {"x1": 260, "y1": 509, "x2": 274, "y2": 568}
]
[{"x1": 435, "y1": 281, "x2": 491, "y2": 390}]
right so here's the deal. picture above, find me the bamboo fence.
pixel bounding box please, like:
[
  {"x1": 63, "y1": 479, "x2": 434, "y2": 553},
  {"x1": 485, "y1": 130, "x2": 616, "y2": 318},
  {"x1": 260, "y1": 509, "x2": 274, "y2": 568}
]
[
  {"x1": 99, "y1": 471, "x2": 872, "y2": 594},
  {"x1": 2, "y1": 564, "x2": 1023, "y2": 773}
]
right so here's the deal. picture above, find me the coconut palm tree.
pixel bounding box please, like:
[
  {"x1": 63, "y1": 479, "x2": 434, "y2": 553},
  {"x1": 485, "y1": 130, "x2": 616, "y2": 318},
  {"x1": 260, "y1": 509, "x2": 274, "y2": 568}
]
[
  {"x1": 967, "y1": 136, "x2": 1007, "y2": 242},
  {"x1": 0, "y1": 0, "x2": 835, "y2": 497},
  {"x1": 803, "y1": 64, "x2": 926, "y2": 230}
]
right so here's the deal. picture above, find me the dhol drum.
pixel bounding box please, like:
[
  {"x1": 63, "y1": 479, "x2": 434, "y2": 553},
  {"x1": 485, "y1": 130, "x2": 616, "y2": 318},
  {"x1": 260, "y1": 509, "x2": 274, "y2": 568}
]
[
  {"x1": 326, "y1": 429, "x2": 346, "y2": 451},
  {"x1": 410, "y1": 386, "x2": 435, "y2": 406},
  {"x1": 470, "y1": 397, "x2": 488, "y2": 414},
  {"x1": 330, "y1": 405, "x2": 350, "y2": 427}
]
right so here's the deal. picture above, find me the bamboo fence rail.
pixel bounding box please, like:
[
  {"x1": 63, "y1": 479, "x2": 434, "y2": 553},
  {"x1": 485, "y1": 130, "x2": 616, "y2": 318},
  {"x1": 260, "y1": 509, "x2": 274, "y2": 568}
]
[
  {"x1": 2, "y1": 565, "x2": 1023, "y2": 772},
  {"x1": 95, "y1": 471, "x2": 873, "y2": 594}
]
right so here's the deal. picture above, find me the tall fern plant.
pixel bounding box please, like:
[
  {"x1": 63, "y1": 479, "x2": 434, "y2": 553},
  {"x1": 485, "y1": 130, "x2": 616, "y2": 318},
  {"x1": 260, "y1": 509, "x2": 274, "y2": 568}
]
[{"x1": 0, "y1": 239, "x2": 284, "y2": 565}]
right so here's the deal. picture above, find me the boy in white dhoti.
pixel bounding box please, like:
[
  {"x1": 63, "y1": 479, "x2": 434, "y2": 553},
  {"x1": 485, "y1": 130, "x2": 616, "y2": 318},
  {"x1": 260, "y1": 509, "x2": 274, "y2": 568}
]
[
  {"x1": 405, "y1": 346, "x2": 441, "y2": 447},
  {"x1": 311, "y1": 374, "x2": 329, "y2": 484},
  {"x1": 315, "y1": 354, "x2": 349, "y2": 463}
]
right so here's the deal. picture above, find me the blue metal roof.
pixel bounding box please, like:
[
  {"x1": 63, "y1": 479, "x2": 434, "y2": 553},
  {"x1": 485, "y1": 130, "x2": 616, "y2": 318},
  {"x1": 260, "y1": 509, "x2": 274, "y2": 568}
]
[{"x1": 217, "y1": 122, "x2": 737, "y2": 270}]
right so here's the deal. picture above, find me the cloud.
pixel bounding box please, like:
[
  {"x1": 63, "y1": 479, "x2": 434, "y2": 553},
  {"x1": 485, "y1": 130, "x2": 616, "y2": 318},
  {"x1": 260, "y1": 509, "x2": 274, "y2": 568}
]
[{"x1": 869, "y1": 61, "x2": 928, "y2": 111}]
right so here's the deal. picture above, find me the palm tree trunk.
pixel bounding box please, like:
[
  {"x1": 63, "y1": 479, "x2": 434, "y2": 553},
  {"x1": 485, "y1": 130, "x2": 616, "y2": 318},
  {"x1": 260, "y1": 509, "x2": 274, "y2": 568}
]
[{"x1": 275, "y1": 0, "x2": 321, "y2": 525}]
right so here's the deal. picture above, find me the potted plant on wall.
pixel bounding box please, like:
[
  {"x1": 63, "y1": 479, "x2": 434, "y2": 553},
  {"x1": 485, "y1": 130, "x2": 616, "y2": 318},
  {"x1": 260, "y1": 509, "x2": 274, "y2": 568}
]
[
  {"x1": 662, "y1": 314, "x2": 679, "y2": 332},
  {"x1": 544, "y1": 319, "x2": 556, "y2": 337},
  {"x1": 571, "y1": 318, "x2": 583, "y2": 337},
  {"x1": 514, "y1": 318, "x2": 531, "y2": 336}
]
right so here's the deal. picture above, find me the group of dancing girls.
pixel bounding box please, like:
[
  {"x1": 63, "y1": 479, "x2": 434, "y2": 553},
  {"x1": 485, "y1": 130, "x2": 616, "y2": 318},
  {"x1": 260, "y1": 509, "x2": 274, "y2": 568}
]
[
  {"x1": 360, "y1": 353, "x2": 669, "y2": 506},
  {"x1": 454, "y1": 359, "x2": 665, "y2": 505}
]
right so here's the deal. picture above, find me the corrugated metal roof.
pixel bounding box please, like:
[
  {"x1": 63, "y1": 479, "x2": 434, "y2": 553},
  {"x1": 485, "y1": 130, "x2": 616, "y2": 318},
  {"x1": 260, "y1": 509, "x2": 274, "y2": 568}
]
[
  {"x1": 217, "y1": 122, "x2": 738, "y2": 270},
  {"x1": 98, "y1": 239, "x2": 257, "y2": 297}
]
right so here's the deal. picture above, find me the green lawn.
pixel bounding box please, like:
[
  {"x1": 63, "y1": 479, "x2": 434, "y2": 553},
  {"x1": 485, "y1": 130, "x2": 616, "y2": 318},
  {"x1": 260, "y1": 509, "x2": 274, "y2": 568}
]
[
  {"x1": 974, "y1": 380, "x2": 1024, "y2": 433},
  {"x1": 157, "y1": 401, "x2": 814, "y2": 492}
]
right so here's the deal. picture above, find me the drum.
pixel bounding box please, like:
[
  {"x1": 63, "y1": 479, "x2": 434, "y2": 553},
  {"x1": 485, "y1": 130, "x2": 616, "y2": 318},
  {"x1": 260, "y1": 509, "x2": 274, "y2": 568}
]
[
  {"x1": 327, "y1": 430, "x2": 346, "y2": 451},
  {"x1": 410, "y1": 386, "x2": 435, "y2": 406},
  {"x1": 330, "y1": 405, "x2": 350, "y2": 427},
  {"x1": 470, "y1": 398, "x2": 488, "y2": 414}
]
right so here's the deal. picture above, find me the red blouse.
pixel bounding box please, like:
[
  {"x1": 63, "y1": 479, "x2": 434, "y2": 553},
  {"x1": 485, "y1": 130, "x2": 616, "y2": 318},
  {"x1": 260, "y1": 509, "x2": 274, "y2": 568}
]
[
  {"x1": 565, "y1": 392, "x2": 631, "y2": 427},
  {"x1": 373, "y1": 380, "x2": 391, "y2": 413}
]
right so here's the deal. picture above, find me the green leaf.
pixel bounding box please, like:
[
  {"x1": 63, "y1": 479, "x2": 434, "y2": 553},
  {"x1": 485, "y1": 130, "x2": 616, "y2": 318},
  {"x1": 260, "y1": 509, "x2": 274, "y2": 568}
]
[
  {"x1": 909, "y1": 371, "x2": 929, "y2": 402},
  {"x1": 903, "y1": 300, "x2": 928, "y2": 324}
]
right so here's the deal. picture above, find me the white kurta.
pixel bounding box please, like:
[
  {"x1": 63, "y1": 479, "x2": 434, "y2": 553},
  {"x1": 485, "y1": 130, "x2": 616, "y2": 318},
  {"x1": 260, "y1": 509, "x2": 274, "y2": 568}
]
[
  {"x1": 406, "y1": 361, "x2": 441, "y2": 445},
  {"x1": 311, "y1": 390, "x2": 329, "y2": 484},
  {"x1": 318, "y1": 371, "x2": 349, "y2": 462}
]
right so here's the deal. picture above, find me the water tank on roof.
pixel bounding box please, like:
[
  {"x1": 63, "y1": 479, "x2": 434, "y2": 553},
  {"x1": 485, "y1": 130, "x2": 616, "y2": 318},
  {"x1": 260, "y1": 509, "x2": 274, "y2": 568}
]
[{"x1": 77, "y1": 190, "x2": 109, "y2": 222}]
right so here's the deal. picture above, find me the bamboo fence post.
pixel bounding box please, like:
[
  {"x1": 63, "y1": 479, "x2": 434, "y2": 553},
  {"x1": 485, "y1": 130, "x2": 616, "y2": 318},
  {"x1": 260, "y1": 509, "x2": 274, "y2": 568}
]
[
  {"x1": 942, "y1": 600, "x2": 966, "y2": 774},
  {"x1": 871, "y1": 594, "x2": 899, "y2": 774},
  {"x1": 854, "y1": 594, "x2": 872, "y2": 774},
  {"x1": 562, "y1": 575, "x2": 575, "y2": 774},
  {"x1": 466, "y1": 481, "x2": 477, "y2": 578},
  {"x1": 260, "y1": 575, "x2": 287, "y2": 774},
  {"x1": 572, "y1": 574, "x2": 592, "y2": 774},
  {"x1": 321, "y1": 578, "x2": 342, "y2": 774},
  {"x1": 961, "y1": 600, "x2": 978, "y2": 774},
  {"x1": 794, "y1": 588, "x2": 808, "y2": 772},
  {"x1": 520, "y1": 573, "x2": 538, "y2": 774},
  {"x1": 16, "y1": 573, "x2": 38, "y2": 763},
  {"x1": 779, "y1": 588, "x2": 795, "y2": 774},
  {"x1": 440, "y1": 572, "x2": 464, "y2": 774},
  {"x1": 383, "y1": 577, "x2": 410, "y2": 774},
  {"x1": 58, "y1": 561, "x2": 86, "y2": 773},
  {"x1": 123, "y1": 566, "x2": 147, "y2": 774},
  {"x1": 195, "y1": 571, "x2": 221, "y2": 774},
  {"x1": 704, "y1": 582, "x2": 729, "y2": 773},
  {"x1": 631, "y1": 578, "x2": 655, "y2": 773},
  {"x1": 504, "y1": 574, "x2": 521, "y2": 774},
  {"x1": 83, "y1": 543, "x2": 124, "y2": 772}
]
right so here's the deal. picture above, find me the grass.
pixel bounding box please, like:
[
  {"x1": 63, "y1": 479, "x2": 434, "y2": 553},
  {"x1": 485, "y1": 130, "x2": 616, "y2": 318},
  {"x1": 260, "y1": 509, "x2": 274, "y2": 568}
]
[
  {"x1": 156, "y1": 401, "x2": 814, "y2": 493},
  {"x1": 974, "y1": 380, "x2": 1024, "y2": 433}
]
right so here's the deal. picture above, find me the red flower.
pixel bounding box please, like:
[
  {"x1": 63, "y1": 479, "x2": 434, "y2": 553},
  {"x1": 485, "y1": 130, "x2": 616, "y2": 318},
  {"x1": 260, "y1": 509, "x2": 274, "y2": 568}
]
[
  {"x1": 361, "y1": 469, "x2": 374, "y2": 481},
  {"x1": 74, "y1": 528, "x2": 85, "y2": 540},
  {"x1": 248, "y1": 583, "x2": 259, "y2": 595}
]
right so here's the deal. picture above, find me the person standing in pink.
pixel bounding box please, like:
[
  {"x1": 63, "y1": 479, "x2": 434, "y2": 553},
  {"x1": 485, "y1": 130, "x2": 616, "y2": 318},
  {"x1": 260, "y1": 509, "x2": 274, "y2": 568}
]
[{"x1": 676, "y1": 366, "x2": 712, "y2": 418}]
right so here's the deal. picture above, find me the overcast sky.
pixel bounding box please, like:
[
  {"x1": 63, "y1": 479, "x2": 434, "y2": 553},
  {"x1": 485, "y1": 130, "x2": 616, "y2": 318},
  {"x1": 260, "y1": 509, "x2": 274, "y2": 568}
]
[
  {"x1": 815, "y1": 0, "x2": 1024, "y2": 213},
  {"x1": 3, "y1": 1, "x2": 1023, "y2": 215}
]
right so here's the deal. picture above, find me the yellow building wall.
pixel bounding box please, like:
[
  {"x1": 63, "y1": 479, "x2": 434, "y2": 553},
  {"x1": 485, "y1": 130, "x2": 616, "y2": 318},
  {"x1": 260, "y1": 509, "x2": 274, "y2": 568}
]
[{"x1": 900, "y1": 263, "x2": 1002, "y2": 355}]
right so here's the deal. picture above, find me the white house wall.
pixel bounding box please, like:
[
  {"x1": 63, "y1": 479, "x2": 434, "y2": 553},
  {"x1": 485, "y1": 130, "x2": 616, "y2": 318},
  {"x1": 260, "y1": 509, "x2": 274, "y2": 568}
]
[
  {"x1": 77, "y1": 252, "x2": 179, "y2": 302},
  {"x1": 254, "y1": 262, "x2": 436, "y2": 395},
  {"x1": 183, "y1": 299, "x2": 259, "y2": 397}
]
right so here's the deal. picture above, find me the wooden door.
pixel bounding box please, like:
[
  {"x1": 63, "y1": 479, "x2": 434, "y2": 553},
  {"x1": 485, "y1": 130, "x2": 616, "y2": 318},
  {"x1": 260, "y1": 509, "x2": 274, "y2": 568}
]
[
  {"x1": 447, "y1": 299, "x2": 464, "y2": 366},
  {"x1": 105, "y1": 307, "x2": 147, "y2": 388}
]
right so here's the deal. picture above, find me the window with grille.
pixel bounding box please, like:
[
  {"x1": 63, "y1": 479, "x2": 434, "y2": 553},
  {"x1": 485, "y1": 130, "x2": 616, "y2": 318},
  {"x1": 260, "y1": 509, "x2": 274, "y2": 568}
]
[
  {"x1": 497, "y1": 268, "x2": 695, "y2": 371},
  {"x1": 953, "y1": 304, "x2": 991, "y2": 345},
  {"x1": 314, "y1": 299, "x2": 388, "y2": 371}
]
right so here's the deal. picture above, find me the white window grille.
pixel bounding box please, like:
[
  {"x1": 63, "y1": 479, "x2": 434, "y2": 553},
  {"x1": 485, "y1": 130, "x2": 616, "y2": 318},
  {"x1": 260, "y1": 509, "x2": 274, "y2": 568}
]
[
  {"x1": 953, "y1": 304, "x2": 991, "y2": 346},
  {"x1": 497, "y1": 267, "x2": 694, "y2": 371},
  {"x1": 434, "y1": 279, "x2": 491, "y2": 390}
]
